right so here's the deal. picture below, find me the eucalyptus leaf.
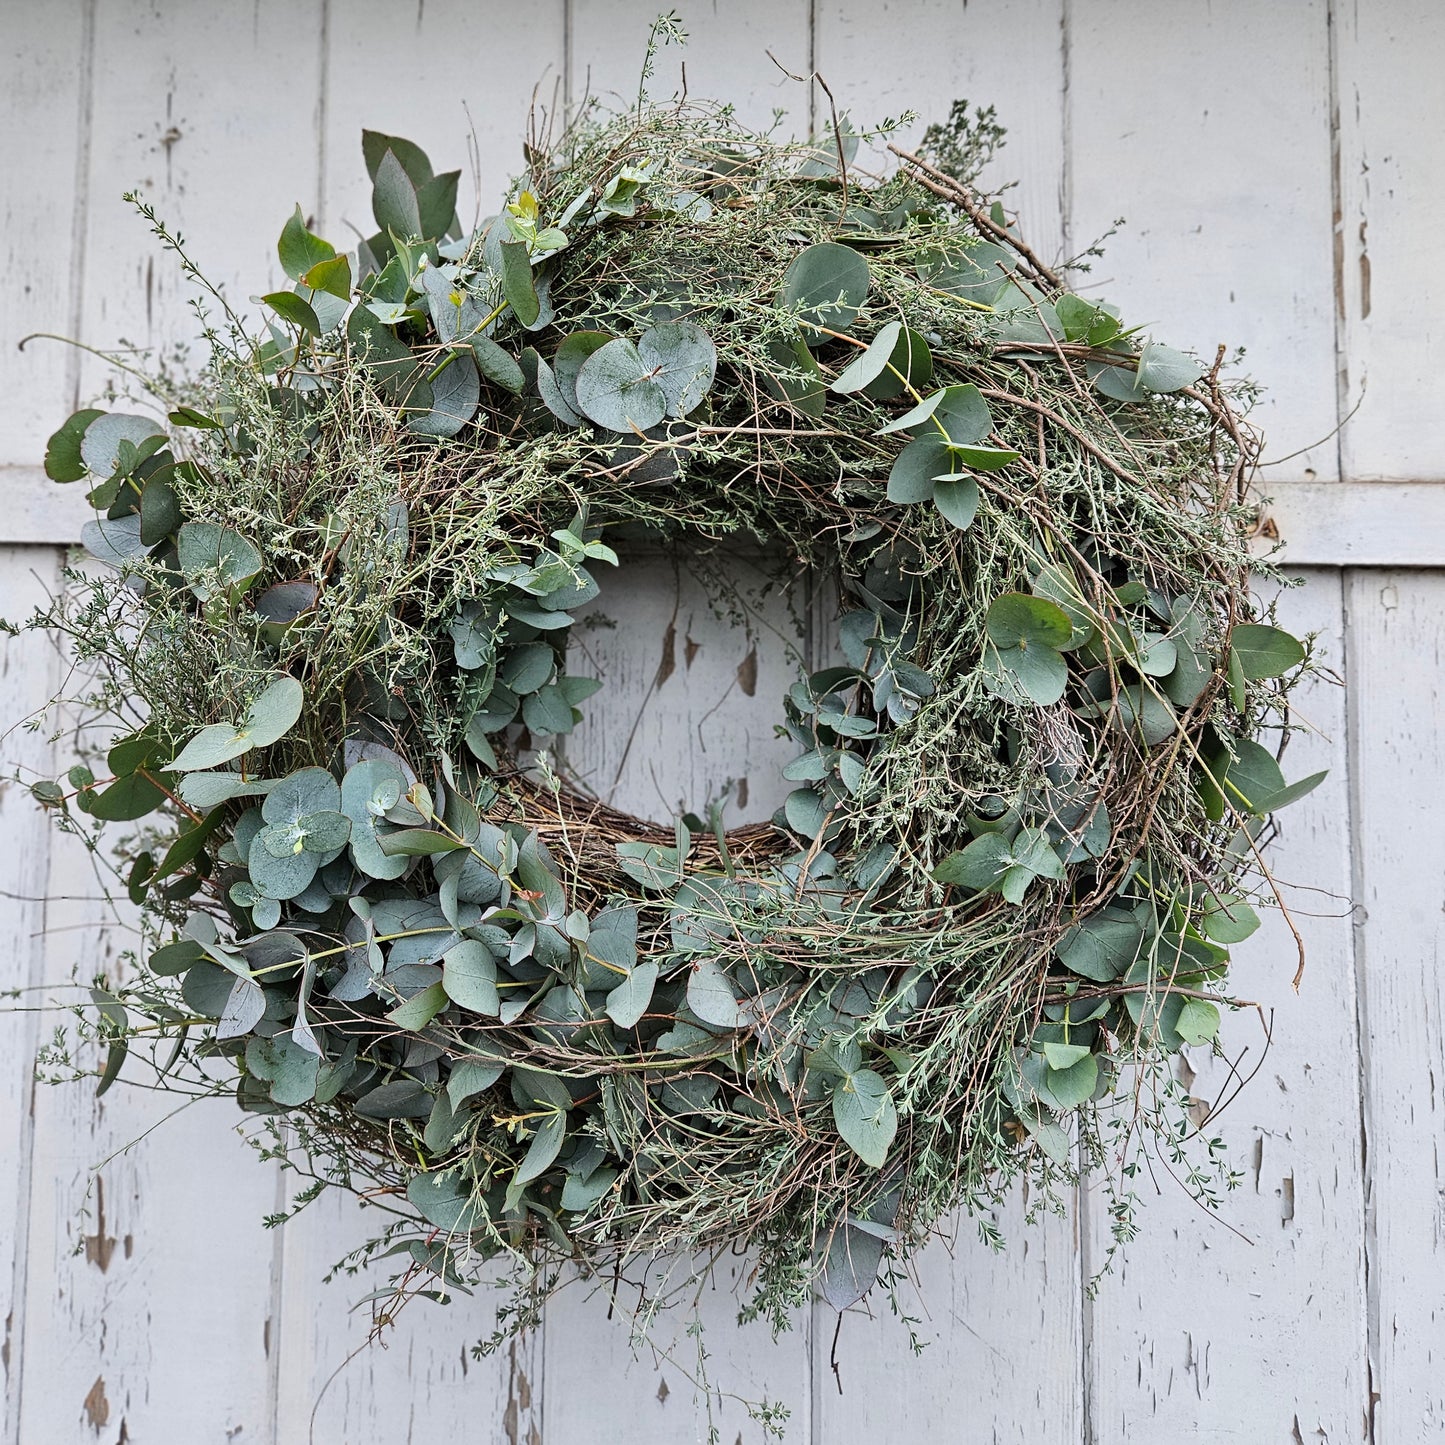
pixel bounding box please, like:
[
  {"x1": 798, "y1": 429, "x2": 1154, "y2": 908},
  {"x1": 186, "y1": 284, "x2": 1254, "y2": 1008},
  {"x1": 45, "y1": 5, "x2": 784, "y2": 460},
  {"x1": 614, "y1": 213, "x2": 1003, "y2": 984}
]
[
  {"x1": 780, "y1": 241, "x2": 870, "y2": 340},
  {"x1": 442, "y1": 939, "x2": 500, "y2": 1016},
  {"x1": 686, "y1": 957, "x2": 743, "y2": 1029},
  {"x1": 499, "y1": 239, "x2": 540, "y2": 327},
  {"x1": 605, "y1": 959, "x2": 658, "y2": 1029},
  {"x1": 832, "y1": 1069, "x2": 897, "y2": 1168},
  {"x1": 574, "y1": 338, "x2": 667, "y2": 432},
  {"x1": 637, "y1": 322, "x2": 717, "y2": 415},
  {"x1": 167, "y1": 675, "x2": 304, "y2": 771},
  {"x1": 1231, "y1": 623, "x2": 1306, "y2": 680},
  {"x1": 80, "y1": 413, "x2": 165, "y2": 478},
  {"x1": 981, "y1": 593, "x2": 1072, "y2": 706}
]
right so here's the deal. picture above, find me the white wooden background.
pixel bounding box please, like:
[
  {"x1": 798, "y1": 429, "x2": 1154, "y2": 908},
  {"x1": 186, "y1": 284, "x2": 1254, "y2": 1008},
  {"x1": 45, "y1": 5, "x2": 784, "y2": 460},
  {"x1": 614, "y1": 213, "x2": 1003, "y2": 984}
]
[{"x1": 1, "y1": 1, "x2": 1440, "y2": 1440}]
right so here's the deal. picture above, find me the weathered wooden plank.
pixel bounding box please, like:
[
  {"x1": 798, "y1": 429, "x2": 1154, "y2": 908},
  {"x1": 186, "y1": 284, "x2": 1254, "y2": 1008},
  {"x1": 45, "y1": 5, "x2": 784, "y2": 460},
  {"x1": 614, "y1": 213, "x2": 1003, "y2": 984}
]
[
  {"x1": 265, "y1": 9, "x2": 567, "y2": 1438},
  {"x1": 72, "y1": 0, "x2": 327, "y2": 404},
  {"x1": 16, "y1": 469, "x2": 1445, "y2": 567},
  {"x1": 1345, "y1": 567, "x2": 1445, "y2": 1439},
  {"x1": 563, "y1": 547, "x2": 806, "y2": 825},
  {"x1": 569, "y1": 0, "x2": 813, "y2": 133},
  {"x1": 0, "y1": 0, "x2": 87, "y2": 467},
  {"x1": 16, "y1": 747, "x2": 281, "y2": 1442},
  {"x1": 815, "y1": 1195, "x2": 1082, "y2": 1445},
  {"x1": 10, "y1": 7, "x2": 327, "y2": 1439},
  {"x1": 807, "y1": 9, "x2": 1083, "y2": 1441},
  {"x1": 542, "y1": 1256, "x2": 813, "y2": 1445},
  {"x1": 1083, "y1": 570, "x2": 1367, "y2": 1440},
  {"x1": 319, "y1": 0, "x2": 568, "y2": 247},
  {"x1": 1069, "y1": 0, "x2": 1340, "y2": 480},
  {"x1": 1252, "y1": 481, "x2": 1445, "y2": 567},
  {"x1": 1335, "y1": 3, "x2": 1445, "y2": 479},
  {"x1": 0, "y1": 548, "x2": 64, "y2": 1445},
  {"x1": 547, "y1": 545, "x2": 814, "y2": 1436},
  {"x1": 270, "y1": 1185, "x2": 543, "y2": 1445},
  {"x1": 813, "y1": 0, "x2": 1068, "y2": 267}
]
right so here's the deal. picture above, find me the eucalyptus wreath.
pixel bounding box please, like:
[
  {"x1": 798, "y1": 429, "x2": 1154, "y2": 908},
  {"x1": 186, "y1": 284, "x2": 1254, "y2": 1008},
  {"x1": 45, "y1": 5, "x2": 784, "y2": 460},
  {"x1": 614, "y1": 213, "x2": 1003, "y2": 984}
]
[{"x1": 21, "y1": 91, "x2": 1320, "y2": 1338}]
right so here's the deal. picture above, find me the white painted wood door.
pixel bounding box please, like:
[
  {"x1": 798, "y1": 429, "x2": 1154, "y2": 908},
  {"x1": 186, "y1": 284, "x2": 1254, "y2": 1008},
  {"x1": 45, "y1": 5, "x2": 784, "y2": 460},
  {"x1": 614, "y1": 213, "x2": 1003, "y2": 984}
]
[{"x1": 1, "y1": 2, "x2": 1441, "y2": 1440}]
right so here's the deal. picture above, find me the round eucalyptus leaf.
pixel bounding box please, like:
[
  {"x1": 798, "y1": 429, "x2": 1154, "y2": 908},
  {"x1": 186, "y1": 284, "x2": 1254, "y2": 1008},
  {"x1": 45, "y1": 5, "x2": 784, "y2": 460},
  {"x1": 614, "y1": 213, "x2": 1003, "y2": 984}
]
[
  {"x1": 246, "y1": 676, "x2": 306, "y2": 748},
  {"x1": 81, "y1": 515, "x2": 149, "y2": 567},
  {"x1": 779, "y1": 241, "x2": 870, "y2": 340},
  {"x1": 248, "y1": 830, "x2": 320, "y2": 900},
  {"x1": 637, "y1": 322, "x2": 718, "y2": 416},
  {"x1": 263, "y1": 766, "x2": 340, "y2": 824},
  {"x1": 522, "y1": 683, "x2": 577, "y2": 736},
  {"x1": 501, "y1": 642, "x2": 555, "y2": 695},
  {"x1": 686, "y1": 957, "x2": 744, "y2": 1029},
  {"x1": 81, "y1": 413, "x2": 165, "y2": 477},
  {"x1": 341, "y1": 758, "x2": 410, "y2": 880},
  {"x1": 406, "y1": 1171, "x2": 489, "y2": 1233},
  {"x1": 986, "y1": 594, "x2": 1073, "y2": 651},
  {"x1": 1136, "y1": 342, "x2": 1205, "y2": 394},
  {"x1": 574, "y1": 338, "x2": 667, "y2": 432},
  {"x1": 177, "y1": 522, "x2": 263, "y2": 598},
  {"x1": 886, "y1": 434, "x2": 951, "y2": 504},
  {"x1": 408, "y1": 350, "x2": 479, "y2": 437},
  {"x1": 554, "y1": 330, "x2": 612, "y2": 408}
]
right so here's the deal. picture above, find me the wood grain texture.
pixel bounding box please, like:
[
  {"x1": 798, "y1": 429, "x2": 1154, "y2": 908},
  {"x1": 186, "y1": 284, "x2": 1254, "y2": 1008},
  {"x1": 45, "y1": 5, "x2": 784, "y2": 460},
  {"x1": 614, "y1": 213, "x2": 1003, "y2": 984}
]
[
  {"x1": 817, "y1": 1195, "x2": 1083, "y2": 1445},
  {"x1": 73, "y1": 0, "x2": 326, "y2": 403},
  {"x1": 320, "y1": 0, "x2": 568, "y2": 241},
  {"x1": 569, "y1": 0, "x2": 813, "y2": 133},
  {"x1": 1084, "y1": 571, "x2": 1368, "y2": 1442},
  {"x1": 0, "y1": 0, "x2": 87, "y2": 467},
  {"x1": 564, "y1": 547, "x2": 807, "y2": 825},
  {"x1": 542, "y1": 1255, "x2": 812, "y2": 1444},
  {"x1": 1345, "y1": 567, "x2": 1445, "y2": 1439},
  {"x1": 0, "y1": 548, "x2": 64, "y2": 1445},
  {"x1": 813, "y1": 0, "x2": 1068, "y2": 259},
  {"x1": 1335, "y1": 2, "x2": 1445, "y2": 479},
  {"x1": 11, "y1": 603, "x2": 281, "y2": 1445},
  {"x1": 271, "y1": 1185, "x2": 543, "y2": 1445},
  {"x1": 4, "y1": 6, "x2": 326, "y2": 1433},
  {"x1": 1069, "y1": 0, "x2": 1340, "y2": 480}
]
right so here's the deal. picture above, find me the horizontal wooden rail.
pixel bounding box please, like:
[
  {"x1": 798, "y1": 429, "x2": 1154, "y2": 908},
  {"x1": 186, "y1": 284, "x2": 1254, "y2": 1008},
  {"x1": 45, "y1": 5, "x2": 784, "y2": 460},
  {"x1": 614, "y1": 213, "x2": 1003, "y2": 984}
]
[{"x1": 2, "y1": 465, "x2": 1442, "y2": 566}]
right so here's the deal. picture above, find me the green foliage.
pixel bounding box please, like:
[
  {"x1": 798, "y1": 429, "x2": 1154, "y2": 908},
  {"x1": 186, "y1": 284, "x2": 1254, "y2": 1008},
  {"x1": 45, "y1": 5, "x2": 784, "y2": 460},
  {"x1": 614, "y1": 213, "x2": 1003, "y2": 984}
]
[{"x1": 21, "y1": 88, "x2": 1318, "y2": 1349}]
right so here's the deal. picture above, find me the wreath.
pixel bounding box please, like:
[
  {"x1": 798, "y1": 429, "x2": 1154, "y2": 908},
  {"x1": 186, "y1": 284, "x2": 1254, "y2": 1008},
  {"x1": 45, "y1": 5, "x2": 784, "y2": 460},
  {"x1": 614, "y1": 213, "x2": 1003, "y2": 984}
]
[{"x1": 26, "y1": 93, "x2": 1320, "y2": 1329}]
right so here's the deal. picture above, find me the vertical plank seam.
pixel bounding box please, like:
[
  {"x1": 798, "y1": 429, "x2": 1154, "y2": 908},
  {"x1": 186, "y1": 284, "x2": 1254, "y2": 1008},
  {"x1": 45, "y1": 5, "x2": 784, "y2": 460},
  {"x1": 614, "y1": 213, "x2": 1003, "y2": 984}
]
[
  {"x1": 805, "y1": 0, "x2": 817, "y2": 136},
  {"x1": 315, "y1": 0, "x2": 331, "y2": 233},
  {"x1": 563, "y1": 0, "x2": 574, "y2": 121},
  {"x1": 269, "y1": 13, "x2": 331, "y2": 1432},
  {"x1": 265, "y1": 1146, "x2": 289, "y2": 1445},
  {"x1": 1341, "y1": 567, "x2": 1379, "y2": 1444},
  {"x1": 64, "y1": 0, "x2": 98, "y2": 413},
  {"x1": 1057, "y1": 3, "x2": 1095, "y2": 1438},
  {"x1": 1329, "y1": 2, "x2": 1376, "y2": 1427},
  {"x1": 1058, "y1": 0, "x2": 1074, "y2": 263},
  {"x1": 2, "y1": 548, "x2": 65, "y2": 1445},
  {"x1": 1325, "y1": 0, "x2": 1350, "y2": 483}
]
